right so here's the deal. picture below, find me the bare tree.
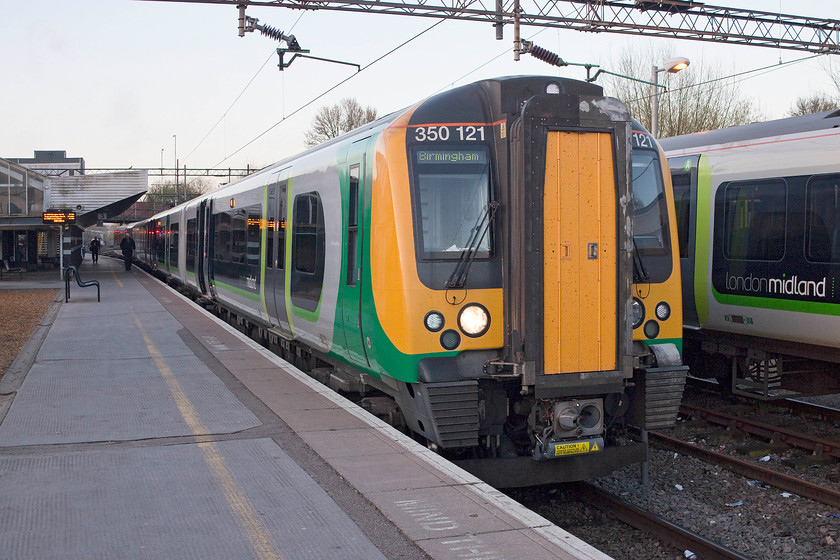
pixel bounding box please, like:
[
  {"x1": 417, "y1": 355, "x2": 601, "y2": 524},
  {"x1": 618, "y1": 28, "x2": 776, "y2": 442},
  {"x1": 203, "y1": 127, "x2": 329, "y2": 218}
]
[
  {"x1": 603, "y1": 46, "x2": 763, "y2": 137},
  {"x1": 304, "y1": 98, "x2": 378, "y2": 147},
  {"x1": 787, "y1": 92, "x2": 839, "y2": 116},
  {"x1": 145, "y1": 177, "x2": 211, "y2": 208}
]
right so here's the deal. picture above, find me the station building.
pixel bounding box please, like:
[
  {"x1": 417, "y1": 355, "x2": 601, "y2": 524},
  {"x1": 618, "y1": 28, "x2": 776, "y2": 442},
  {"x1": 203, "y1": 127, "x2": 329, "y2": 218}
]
[{"x1": 1, "y1": 151, "x2": 147, "y2": 271}]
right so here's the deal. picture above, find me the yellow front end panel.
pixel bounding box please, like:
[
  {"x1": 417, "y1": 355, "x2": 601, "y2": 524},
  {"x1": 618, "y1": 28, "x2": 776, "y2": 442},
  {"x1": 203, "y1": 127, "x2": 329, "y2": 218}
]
[{"x1": 543, "y1": 131, "x2": 617, "y2": 374}]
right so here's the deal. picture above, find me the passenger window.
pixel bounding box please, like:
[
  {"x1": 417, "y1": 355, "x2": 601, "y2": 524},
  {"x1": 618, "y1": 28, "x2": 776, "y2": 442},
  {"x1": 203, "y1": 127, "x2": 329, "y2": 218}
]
[
  {"x1": 186, "y1": 218, "x2": 197, "y2": 273},
  {"x1": 723, "y1": 180, "x2": 787, "y2": 261},
  {"x1": 291, "y1": 192, "x2": 325, "y2": 313},
  {"x1": 294, "y1": 194, "x2": 319, "y2": 273},
  {"x1": 806, "y1": 175, "x2": 840, "y2": 263}
]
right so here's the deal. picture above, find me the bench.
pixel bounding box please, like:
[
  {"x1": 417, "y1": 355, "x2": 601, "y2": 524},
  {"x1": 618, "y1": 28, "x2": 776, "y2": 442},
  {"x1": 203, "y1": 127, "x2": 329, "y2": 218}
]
[
  {"x1": 1, "y1": 259, "x2": 23, "y2": 280},
  {"x1": 64, "y1": 266, "x2": 100, "y2": 302}
]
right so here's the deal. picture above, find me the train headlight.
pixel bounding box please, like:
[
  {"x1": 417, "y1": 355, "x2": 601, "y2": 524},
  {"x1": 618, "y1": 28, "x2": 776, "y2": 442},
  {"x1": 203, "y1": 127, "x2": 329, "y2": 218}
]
[
  {"x1": 655, "y1": 302, "x2": 671, "y2": 321},
  {"x1": 644, "y1": 320, "x2": 660, "y2": 339},
  {"x1": 631, "y1": 298, "x2": 645, "y2": 329},
  {"x1": 424, "y1": 311, "x2": 445, "y2": 332},
  {"x1": 458, "y1": 304, "x2": 490, "y2": 337},
  {"x1": 440, "y1": 329, "x2": 461, "y2": 350}
]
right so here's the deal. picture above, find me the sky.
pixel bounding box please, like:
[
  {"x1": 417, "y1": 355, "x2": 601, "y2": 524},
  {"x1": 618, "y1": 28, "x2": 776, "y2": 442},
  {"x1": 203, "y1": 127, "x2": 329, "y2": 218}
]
[{"x1": 2, "y1": 0, "x2": 839, "y2": 178}]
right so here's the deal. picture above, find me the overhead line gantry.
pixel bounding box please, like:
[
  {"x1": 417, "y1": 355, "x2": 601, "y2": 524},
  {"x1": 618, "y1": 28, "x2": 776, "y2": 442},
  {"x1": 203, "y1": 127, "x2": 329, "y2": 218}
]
[{"x1": 147, "y1": 0, "x2": 840, "y2": 55}]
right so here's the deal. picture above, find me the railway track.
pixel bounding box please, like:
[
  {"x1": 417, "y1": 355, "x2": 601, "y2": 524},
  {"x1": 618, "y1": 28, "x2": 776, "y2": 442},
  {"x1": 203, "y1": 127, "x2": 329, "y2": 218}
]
[
  {"x1": 570, "y1": 483, "x2": 752, "y2": 560},
  {"x1": 649, "y1": 430, "x2": 840, "y2": 509},
  {"x1": 679, "y1": 402, "x2": 840, "y2": 461}
]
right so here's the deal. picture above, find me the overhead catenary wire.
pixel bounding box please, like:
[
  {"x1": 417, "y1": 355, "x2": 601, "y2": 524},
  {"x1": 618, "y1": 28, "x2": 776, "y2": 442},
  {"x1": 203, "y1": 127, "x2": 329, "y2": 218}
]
[
  {"x1": 183, "y1": 12, "x2": 306, "y2": 166},
  {"x1": 213, "y1": 18, "x2": 446, "y2": 168},
  {"x1": 626, "y1": 52, "x2": 826, "y2": 105}
]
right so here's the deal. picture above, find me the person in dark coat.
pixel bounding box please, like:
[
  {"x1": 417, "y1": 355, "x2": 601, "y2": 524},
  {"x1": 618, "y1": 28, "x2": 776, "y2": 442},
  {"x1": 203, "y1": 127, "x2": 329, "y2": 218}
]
[
  {"x1": 89, "y1": 237, "x2": 101, "y2": 263},
  {"x1": 119, "y1": 233, "x2": 136, "y2": 271}
]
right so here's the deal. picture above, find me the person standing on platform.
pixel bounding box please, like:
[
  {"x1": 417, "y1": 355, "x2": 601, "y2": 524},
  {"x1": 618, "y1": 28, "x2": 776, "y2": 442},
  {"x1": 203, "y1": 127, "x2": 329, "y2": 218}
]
[
  {"x1": 89, "y1": 237, "x2": 101, "y2": 263},
  {"x1": 119, "y1": 233, "x2": 135, "y2": 271}
]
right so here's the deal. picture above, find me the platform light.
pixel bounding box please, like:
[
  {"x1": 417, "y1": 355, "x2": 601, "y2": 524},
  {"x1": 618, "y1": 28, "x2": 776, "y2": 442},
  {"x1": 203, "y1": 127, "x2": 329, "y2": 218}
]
[{"x1": 651, "y1": 56, "x2": 690, "y2": 138}]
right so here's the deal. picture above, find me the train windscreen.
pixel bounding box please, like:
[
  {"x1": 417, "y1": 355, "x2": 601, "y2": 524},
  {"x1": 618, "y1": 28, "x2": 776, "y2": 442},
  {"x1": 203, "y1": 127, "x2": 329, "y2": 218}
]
[
  {"x1": 632, "y1": 146, "x2": 673, "y2": 283},
  {"x1": 410, "y1": 146, "x2": 493, "y2": 260}
]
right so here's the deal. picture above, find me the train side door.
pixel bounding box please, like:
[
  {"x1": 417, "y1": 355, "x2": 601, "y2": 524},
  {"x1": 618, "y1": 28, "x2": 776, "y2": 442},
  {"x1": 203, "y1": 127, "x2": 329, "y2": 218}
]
[
  {"x1": 197, "y1": 199, "x2": 208, "y2": 293},
  {"x1": 341, "y1": 140, "x2": 370, "y2": 366},
  {"x1": 268, "y1": 169, "x2": 292, "y2": 335},
  {"x1": 205, "y1": 199, "x2": 217, "y2": 299}
]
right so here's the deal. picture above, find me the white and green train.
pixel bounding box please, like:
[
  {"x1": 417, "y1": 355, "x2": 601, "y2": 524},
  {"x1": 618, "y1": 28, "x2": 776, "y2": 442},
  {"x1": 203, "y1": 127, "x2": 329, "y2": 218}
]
[
  {"x1": 127, "y1": 76, "x2": 687, "y2": 486},
  {"x1": 662, "y1": 109, "x2": 840, "y2": 399}
]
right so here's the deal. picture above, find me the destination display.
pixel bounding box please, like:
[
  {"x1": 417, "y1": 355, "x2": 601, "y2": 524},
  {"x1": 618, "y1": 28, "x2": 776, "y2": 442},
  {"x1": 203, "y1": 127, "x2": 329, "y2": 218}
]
[{"x1": 42, "y1": 211, "x2": 76, "y2": 224}]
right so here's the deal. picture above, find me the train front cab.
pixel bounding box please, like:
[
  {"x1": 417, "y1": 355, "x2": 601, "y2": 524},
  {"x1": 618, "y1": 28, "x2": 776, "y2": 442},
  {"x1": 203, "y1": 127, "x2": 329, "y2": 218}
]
[
  {"x1": 509, "y1": 97, "x2": 687, "y2": 482},
  {"x1": 374, "y1": 78, "x2": 689, "y2": 486}
]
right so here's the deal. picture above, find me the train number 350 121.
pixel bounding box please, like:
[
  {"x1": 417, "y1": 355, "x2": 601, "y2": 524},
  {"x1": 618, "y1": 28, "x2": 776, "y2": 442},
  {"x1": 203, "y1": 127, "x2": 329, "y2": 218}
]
[{"x1": 414, "y1": 125, "x2": 486, "y2": 142}]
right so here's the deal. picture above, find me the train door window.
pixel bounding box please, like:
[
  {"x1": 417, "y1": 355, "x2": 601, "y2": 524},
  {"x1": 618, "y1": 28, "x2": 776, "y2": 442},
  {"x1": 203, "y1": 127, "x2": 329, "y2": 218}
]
[
  {"x1": 806, "y1": 174, "x2": 840, "y2": 263},
  {"x1": 246, "y1": 204, "x2": 262, "y2": 272},
  {"x1": 291, "y1": 192, "x2": 325, "y2": 312},
  {"x1": 410, "y1": 146, "x2": 492, "y2": 259},
  {"x1": 169, "y1": 222, "x2": 179, "y2": 267},
  {"x1": 267, "y1": 188, "x2": 276, "y2": 269},
  {"x1": 266, "y1": 181, "x2": 288, "y2": 270},
  {"x1": 186, "y1": 217, "x2": 197, "y2": 273},
  {"x1": 347, "y1": 165, "x2": 359, "y2": 286},
  {"x1": 279, "y1": 184, "x2": 287, "y2": 270},
  {"x1": 671, "y1": 172, "x2": 691, "y2": 259},
  {"x1": 722, "y1": 180, "x2": 787, "y2": 261}
]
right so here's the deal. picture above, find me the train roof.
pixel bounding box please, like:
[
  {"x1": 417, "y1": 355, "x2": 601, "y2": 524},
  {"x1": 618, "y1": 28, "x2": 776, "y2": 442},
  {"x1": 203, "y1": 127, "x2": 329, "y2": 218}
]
[{"x1": 658, "y1": 109, "x2": 840, "y2": 152}]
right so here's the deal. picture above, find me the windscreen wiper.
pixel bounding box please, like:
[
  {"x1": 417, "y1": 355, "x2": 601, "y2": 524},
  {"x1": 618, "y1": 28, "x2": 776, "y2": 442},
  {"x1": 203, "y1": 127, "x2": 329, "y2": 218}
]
[
  {"x1": 632, "y1": 237, "x2": 649, "y2": 283},
  {"x1": 446, "y1": 201, "x2": 499, "y2": 289}
]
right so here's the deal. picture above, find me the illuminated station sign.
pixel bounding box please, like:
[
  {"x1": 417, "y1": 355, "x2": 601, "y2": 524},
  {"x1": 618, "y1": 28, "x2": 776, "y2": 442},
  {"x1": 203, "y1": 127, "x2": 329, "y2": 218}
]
[{"x1": 42, "y1": 210, "x2": 77, "y2": 224}]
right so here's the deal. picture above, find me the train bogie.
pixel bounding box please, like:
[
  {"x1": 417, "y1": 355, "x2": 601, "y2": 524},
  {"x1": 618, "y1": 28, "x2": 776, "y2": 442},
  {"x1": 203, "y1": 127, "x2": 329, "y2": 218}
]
[{"x1": 133, "y1": 76, "x2": 687, "y2": 486}]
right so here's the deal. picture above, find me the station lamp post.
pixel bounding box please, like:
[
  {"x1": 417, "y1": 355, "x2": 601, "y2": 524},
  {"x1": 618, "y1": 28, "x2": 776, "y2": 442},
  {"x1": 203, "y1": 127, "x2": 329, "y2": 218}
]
[{"x1": 651, "y1": 57, "x2": 690, "y2": 138}]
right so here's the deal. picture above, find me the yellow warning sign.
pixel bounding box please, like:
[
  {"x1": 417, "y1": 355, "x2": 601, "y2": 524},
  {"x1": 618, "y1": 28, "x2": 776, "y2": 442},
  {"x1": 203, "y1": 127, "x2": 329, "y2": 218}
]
[{"x1": 554, "y1": 441, "x2": 591, "y2": 457}]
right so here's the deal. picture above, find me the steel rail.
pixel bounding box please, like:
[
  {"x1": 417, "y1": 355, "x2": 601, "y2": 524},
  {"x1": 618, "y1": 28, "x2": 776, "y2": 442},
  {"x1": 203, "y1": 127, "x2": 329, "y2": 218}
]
[
  {"x1": 680, "y1": 403, "x2": 840, "y2": 461},
  {"x1": 650, "y1": 430, "x2": 840, "y2": 510},
  {"x1": 783, "y1": 398, "x2": 840, "y2": 425},
  {"x1": 572, "y1": 482, "x2": 752, "y2": 560}
]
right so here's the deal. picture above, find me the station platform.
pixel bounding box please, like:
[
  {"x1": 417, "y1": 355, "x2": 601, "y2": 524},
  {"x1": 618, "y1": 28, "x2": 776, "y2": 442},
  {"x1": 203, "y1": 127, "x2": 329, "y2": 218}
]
[{"x1": 0, "y1": 256, "x2": 613, "y2": 560}]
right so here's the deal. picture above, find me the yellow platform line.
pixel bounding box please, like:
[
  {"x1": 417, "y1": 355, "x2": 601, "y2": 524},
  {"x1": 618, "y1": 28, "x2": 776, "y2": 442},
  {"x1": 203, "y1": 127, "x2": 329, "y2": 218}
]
[{"x1": 133, "y1": 314, "x2": 283, "y2": 560}]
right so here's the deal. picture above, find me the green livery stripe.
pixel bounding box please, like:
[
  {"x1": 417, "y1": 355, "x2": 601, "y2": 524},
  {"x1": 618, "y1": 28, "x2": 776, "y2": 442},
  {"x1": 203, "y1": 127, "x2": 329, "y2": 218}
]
[
  {"x1": 711, "y1": 289, "x2": 840, "y2": 316},
  {"x1": 694, "y1": 155, "x2": 712, "y2": 324},
  {"x1": 212, "y1": 279, "x2": 261, "y2": 302}
]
